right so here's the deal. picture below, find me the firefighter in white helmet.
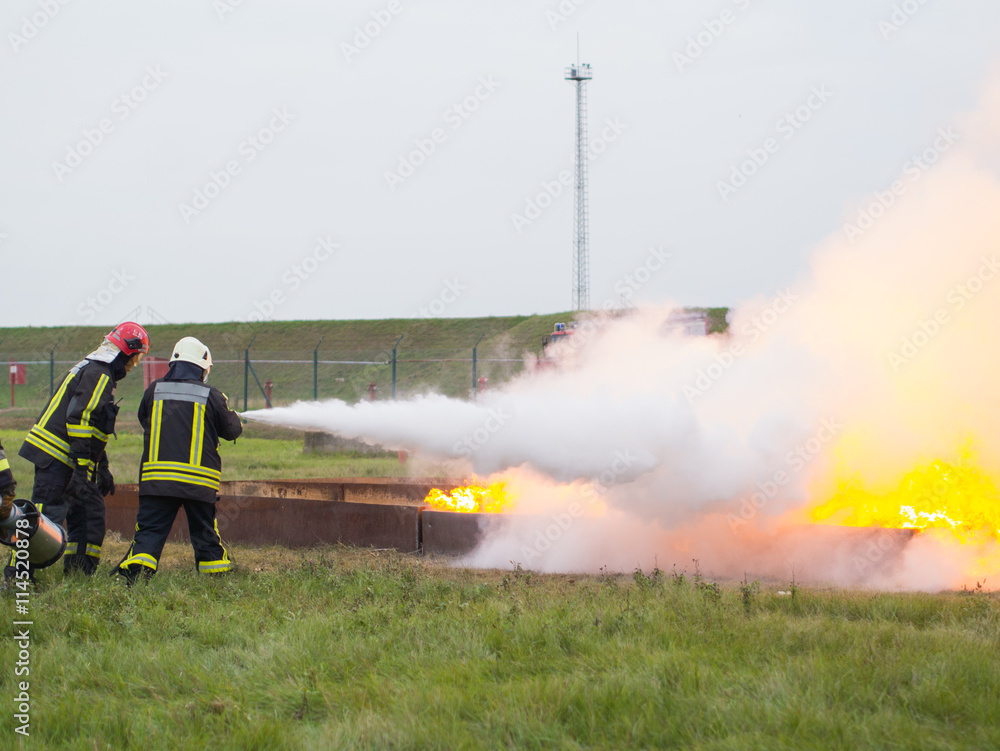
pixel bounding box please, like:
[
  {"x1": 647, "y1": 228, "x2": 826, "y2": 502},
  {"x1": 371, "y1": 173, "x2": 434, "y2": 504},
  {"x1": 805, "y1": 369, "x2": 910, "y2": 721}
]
[{"x1": 114, "y1": 337, "x2": 242, "y2": 583}]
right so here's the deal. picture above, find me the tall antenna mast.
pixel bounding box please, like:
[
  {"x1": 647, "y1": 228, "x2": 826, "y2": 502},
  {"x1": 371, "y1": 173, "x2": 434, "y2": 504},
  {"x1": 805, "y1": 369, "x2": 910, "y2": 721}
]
[{"x1": 564, "y1": 38, "x2": 592, "y2": 312}]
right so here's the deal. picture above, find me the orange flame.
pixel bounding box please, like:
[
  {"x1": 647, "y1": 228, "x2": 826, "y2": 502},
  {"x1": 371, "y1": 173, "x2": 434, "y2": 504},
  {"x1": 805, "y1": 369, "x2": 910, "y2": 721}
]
[
  {"x1": 424, "y1": 481, "x2": 511, "y2": 513},
  {"x1": 810, "y1": 456, "x2": 1000, "y2": 544}
]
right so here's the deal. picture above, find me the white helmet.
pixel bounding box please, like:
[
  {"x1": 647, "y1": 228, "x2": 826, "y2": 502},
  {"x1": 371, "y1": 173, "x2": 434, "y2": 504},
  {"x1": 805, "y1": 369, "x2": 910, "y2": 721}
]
[{"x1": 171, "y1": 336, "x2": 212, "y2": 381}]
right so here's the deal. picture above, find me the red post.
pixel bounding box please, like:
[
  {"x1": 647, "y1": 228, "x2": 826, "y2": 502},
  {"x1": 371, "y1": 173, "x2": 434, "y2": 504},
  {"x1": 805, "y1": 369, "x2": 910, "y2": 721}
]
[
  {"x1": 9, "y1": 361, "x2": 13, "y2": 408},
  {"x1": 368, "y1": 382, "x2": 377, "y2": 402},
  {"x1": 264, "y1": 379, "x2": 273, "y2": 408},
  {"x1": 478, "y1": 376, "x2": 488, "y2": 394}
]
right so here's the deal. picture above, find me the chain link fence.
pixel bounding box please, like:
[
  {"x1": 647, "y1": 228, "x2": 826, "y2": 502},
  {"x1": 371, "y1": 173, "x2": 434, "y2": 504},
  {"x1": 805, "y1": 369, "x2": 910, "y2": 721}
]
[{"x1": 1, "y1": 344, "x2": 531, "y2": 418}]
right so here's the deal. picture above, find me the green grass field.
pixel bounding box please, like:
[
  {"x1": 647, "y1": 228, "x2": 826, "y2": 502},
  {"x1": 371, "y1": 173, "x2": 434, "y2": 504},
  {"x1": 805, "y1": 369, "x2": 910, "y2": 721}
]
[
  {"x1": 1, "y1": 547, "x2": 998, "y2": 750},
  {"x1": 0, "y1": 426, "x2": 426, "y2": 502},
  {"x1": 8, "y1": 310, "x2": 992, "y2": 749}
]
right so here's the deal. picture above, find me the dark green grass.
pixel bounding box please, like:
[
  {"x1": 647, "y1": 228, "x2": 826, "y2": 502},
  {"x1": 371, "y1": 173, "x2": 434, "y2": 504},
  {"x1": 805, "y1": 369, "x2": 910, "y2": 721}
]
[{"x1": 1, "y1": 547, "x2": 998, "y2": 750}]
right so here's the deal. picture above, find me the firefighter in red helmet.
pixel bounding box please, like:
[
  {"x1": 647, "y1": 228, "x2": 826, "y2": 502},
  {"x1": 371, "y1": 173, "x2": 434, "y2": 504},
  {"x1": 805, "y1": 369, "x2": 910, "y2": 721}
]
[
  {"x1": 4, "y1": 322, "x2": 149, "y2": 581},
  {"x1": 0, "y1": 438, "x2": 16, "y2": 522}
]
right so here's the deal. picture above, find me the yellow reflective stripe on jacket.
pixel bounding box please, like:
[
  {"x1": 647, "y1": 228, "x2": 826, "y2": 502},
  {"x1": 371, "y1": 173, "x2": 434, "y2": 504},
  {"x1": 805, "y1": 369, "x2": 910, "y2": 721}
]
[
  {"x1": 149, "y1": 400, "x2": 164, "y2": 461},
  {"x1": 143, "y1": 461, "x2": 221, "y2": 480},
  {"x1": 66, "y1": 423, "x2": 92, "y2": 438},
  {"x1": 38, "y1": 372, "x2": 75, "y2": 429},
  {"x1": 80, "y1": 373, "x2": 109, "y2": 429},
  {"x1": 33, "y1": 425, "x2": 70, "y2": 452},
  {"x1": 25, "y1": 429, "x2": 72, "y2": 467},
  {"x1": 67, "y1": 425, "x2": 110, "y2": 442},
  {"x1": 190, "y1": 402, "x2": 205, "y2": 465},
  {"x1": 141, "y1": 472, "x2": 220, "y2": 490},
  {"x1": 64, "y1": 542, "x2": 78, "y2": 556}
]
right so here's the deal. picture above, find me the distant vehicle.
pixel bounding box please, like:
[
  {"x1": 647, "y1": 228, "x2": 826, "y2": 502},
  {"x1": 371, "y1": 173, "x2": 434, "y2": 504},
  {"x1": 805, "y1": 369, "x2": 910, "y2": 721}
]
[
  {"x1": 536, "y1": 322, "x2": 578, "y2": 371},
  {"x1": 541, "y1": 321, "x2": 576, "y2": 349}
]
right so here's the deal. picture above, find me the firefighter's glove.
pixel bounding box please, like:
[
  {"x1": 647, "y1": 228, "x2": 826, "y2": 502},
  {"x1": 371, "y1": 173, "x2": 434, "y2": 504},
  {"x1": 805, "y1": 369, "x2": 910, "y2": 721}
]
[
  {"x1": 66, "y1": 461, "x2": 94, "y2": 500},
  {"x1": 96, "y1": 459, "x2": 115, "y2": 497},
  {"x1": 0, "y1": 487, "x2": 14, "y2": 520}
]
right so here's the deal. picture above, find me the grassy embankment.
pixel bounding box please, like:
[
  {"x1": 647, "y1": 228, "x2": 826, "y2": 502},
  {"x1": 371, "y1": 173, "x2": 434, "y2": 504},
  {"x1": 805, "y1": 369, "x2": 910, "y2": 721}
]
[
  {"x1": 0, "y1": 309, "x2": 730, "y2": 429},
  {"x1": 1, "y1": 547, "x2": 997, "y2": 750}
]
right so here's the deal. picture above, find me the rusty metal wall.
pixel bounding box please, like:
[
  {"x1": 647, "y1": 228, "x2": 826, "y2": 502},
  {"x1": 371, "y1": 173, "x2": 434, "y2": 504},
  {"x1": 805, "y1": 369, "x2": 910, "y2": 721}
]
[
  {"x1": 219, "y1": 478, "x2": 464, "y2": 505},
  {"x1": 106, "y1": 485, "x2": 421, "y2": 551},
  {"x1": 105, "y1": 482, "x2": 922, "y2": 568},
  {"x1": 420, "y1": 510, "x2": 512, "y2": 556}
]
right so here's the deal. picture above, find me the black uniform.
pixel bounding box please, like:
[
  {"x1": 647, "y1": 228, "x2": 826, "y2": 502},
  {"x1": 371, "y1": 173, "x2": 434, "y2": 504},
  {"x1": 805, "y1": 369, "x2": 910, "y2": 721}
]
[
  {"x1": 0, "y1": 438, "x2": 15, "y2": 498},
  {"x1": 116, "y1": 362, "x2": 242, "y2": 580},
  {"x1": 8, "y1": 356, "x2": 122, "y2": 576}
]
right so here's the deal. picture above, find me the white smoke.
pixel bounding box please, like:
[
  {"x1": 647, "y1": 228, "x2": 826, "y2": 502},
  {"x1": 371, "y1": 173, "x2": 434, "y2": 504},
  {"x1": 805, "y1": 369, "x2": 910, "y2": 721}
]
[{"x1": 245, "y1": 82, "x2": 1000, "y2": 589}]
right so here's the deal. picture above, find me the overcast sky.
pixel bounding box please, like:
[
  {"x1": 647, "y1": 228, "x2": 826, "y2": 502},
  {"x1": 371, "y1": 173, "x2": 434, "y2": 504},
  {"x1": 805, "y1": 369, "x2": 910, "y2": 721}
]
[{"x1": 2, "y1": 0, "x2": 999, "y2": 328}]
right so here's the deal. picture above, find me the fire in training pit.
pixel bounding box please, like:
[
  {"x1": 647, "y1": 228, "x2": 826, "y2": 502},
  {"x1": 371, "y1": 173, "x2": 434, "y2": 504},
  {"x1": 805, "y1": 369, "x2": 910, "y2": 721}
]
[{"x1": 424, "y1": 481, "x2": 511, "y2": 513}]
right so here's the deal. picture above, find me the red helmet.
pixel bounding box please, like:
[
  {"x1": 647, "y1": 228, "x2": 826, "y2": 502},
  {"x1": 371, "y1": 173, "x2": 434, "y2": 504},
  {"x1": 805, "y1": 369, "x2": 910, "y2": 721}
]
[{"x1": 106, "y1": 322, "x2": 150, "y2": 356}]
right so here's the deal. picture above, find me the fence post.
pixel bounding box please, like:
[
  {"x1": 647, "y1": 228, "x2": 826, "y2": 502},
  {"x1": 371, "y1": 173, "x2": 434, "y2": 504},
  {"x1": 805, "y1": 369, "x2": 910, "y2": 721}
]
[
  {"x1": 472, "y1": 332, "x2": 485, "y2": 400},
  {"x1": 391, "y1": 334, "x2": 404, "y2": 400},
  {"x1": 243, "y1": 335, "x2": 256, "y2": 411},
  {"x1": 313, "y1": 336, "x2": 324, "y2": 401}
]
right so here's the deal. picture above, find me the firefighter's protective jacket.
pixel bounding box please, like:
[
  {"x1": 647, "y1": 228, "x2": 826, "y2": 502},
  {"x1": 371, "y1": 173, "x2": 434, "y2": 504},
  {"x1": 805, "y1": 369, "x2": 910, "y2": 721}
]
[
  {"x1": 137, "y1": 377, "x2": 242, "y2": 502},
  {"x1": 19, "y1": 359, "x2": 119, "y2": 472},
  {"x1": 0, "y1": 439, "x2": 15, "y2": 495}
]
